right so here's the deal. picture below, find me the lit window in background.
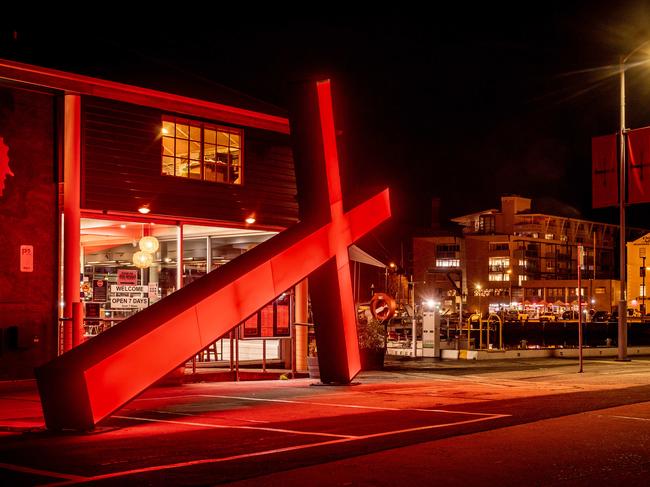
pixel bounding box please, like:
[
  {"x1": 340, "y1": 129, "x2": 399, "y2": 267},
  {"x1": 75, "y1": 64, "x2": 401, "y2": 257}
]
[{"x1": 161, "y1": 117, "x2": 242, "y2": 185}]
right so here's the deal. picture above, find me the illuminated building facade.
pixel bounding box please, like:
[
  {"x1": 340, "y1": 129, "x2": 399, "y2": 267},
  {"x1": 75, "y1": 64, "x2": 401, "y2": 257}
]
[
  {"x1": 0, "y1": 58, "x2": 299, "y2": 380},
  {"x1": 413, "y1": 195, "x2": 647, "y2": 317}
]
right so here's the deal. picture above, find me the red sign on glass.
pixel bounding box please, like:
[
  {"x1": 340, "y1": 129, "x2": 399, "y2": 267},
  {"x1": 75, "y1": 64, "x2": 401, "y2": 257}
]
[{"x1": 117, "y1": 269, "x2": 138, "y2": 285}]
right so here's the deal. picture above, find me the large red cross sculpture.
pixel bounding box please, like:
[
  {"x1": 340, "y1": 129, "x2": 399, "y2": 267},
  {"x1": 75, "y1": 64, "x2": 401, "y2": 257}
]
[{"x1": 36, "y1": 80, "x2": 391, "y2": 430}]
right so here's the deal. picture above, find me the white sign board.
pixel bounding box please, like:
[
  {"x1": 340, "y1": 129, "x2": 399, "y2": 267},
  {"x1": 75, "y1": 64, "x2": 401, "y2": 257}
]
[
  {"x1": 20, "y1": 245, "x2": 33, "y2": 272},
  {"x1": 110, "y1": 296, "x2": 149, "y2": 309},
  {"x1": 110, "y1": 285, "x2": 148, "y2": 294}
]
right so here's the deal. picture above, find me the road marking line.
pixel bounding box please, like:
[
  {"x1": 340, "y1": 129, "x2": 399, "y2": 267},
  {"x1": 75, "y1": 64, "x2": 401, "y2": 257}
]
[
  {"x1": 198, "y1": 394, "x2": 507, "y2": 417},
  {"x1": 41, "y1": 437, "x2": 351, "y2": 486},
  {"x1": 608, "y1": 415, "x2": 650, "y2": 422},
  {"x1": 132, "y1": 394, "x2": 204, "y2": 402},
  {"x1": 42, "y1": 414, "x2": 505, "y2": 486},
  {"x1": 151, "y1": 410, "x2": 270, "y2": 423},
  {"x1": 359, "y1": 414, "x2": 509, "y2": 439},
  {"x1": 0, "y1": 462, "x2": 86, "y2": 481},
  {"x1": 113, "y1": 415, "x2": 355, "y2": 439}
]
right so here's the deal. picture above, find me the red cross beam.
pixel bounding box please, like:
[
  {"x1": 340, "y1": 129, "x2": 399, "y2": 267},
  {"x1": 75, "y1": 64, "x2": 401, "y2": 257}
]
[{"x1": 35, "y1": 80, "x2": 391, "y2": 431}]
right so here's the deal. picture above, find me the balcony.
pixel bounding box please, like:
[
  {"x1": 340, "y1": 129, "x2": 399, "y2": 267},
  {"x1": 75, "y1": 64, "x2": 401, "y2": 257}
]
[{"x1": 488, "y1": 265, "x2": 509, "y2": 273}]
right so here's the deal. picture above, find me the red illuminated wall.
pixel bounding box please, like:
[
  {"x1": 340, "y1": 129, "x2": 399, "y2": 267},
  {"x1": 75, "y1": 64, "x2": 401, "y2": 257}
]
[{"x1": 0, "y1": 85, "x2": 58, "y2": 378}]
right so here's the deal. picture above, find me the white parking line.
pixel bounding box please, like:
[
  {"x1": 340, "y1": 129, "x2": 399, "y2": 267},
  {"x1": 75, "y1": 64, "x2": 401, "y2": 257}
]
[
  {"x1": 0, "y1": 462, "x2": 86, "y2": 481},
  {"x1": 132, "y1": 394, "x2": 204, "y2": 402},
  {"x1": 43, "y1": 413, "x2": 505, "y2": 486},
  {"x1": 152, "y1": 410, "x2": 270, "y2": 423},
  {"x1": 198, "y1": 394, "x2": 505, "y2": 417},
  {"x1": 113, "y1": 415, "x2": 356, "y2": 439}
]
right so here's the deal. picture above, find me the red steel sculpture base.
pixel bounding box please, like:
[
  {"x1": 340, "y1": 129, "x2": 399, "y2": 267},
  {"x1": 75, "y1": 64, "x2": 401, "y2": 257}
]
[{"x1": 36, "y1": 80, "x2": 391, "y2": 430}]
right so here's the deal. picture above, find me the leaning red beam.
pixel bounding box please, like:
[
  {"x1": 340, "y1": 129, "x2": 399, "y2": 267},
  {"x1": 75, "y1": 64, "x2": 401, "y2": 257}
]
[
  {"x1": 36, "y1": 79, "x2": 391, "y2": 431},
  {"x1": 37, "y1": 191, "x2": 390, "y2": 430}
]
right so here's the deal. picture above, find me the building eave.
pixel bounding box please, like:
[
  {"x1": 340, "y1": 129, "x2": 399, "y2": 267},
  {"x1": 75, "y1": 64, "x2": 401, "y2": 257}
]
[{"x1": 0, "y1": 58, "x2": 290, "y2": 134}]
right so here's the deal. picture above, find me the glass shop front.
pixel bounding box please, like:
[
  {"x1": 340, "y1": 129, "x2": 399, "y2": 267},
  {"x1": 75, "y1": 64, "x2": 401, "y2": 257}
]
[{"x1": 79, "y1": 217, "x2": 290, "y2": 365}]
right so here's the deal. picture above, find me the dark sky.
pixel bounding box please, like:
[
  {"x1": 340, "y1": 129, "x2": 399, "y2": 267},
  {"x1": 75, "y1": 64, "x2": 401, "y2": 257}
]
[{"x1": 4, "y1": 4, "x2": 650, "y2": 261}]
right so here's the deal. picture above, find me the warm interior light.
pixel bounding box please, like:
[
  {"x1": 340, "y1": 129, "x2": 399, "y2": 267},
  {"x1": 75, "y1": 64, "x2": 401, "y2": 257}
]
[
  {"x1": 119, "y1": 224, "x2": 127, "y2": 229},
  {"x1": 138, "y1": 205, "x2": 151, "y2": 214},
  {"x1": 133, "y1": 251, "x2": 153, "y2": 269},
  {"x1": 161, "y1": 127, "x2": 169, "y2": 135},
  {"x1": 245, "y1": 216, "x2": 256, "y2": 224},
  {"x1": 139, "y1": 236, "x2": 160, "y2": 253}
]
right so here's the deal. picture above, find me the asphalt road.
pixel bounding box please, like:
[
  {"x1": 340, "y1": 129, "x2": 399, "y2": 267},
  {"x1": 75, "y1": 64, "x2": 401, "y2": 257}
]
[{"x1": 2, "y1": 357, "x2": 650, "y2": 485}]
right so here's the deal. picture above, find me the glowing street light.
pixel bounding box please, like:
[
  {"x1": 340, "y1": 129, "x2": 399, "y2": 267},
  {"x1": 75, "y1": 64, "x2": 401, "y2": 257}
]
[{"x1": 617, "y1": 40, "x2": 650, "y2": 361}]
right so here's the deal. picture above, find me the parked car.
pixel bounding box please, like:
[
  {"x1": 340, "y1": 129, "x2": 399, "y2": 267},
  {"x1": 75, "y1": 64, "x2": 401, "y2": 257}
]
[
  {"x1": 539, "y1": 311, "x2": 557, "y2": 322},
  {"x1": 505, "y1": 310, "x2": 528, "y2": 323},
  {"x1": 592, "y1": 310, "x2": 610, "y2": 322},
  {"x1": 562, "y1": 310, "x2": 579, "y2": 320},
  {"x1": 628, "y1": 308, "x2": 642, "y2": 318}
]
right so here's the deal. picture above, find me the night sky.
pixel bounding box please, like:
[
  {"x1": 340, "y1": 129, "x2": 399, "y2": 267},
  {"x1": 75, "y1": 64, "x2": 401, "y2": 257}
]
[{"x1": 4, "y1": 4, "x2": 650, "y2": 261}]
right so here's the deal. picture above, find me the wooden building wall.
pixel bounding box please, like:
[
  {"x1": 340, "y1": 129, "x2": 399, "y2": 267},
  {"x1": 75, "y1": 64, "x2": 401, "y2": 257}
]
[
  {"x1": 82, "y1": 97, "x2": 298, "y2": 228},
  {"x1": 0, "y1": 85, "x2": 58, "y2": 378}
]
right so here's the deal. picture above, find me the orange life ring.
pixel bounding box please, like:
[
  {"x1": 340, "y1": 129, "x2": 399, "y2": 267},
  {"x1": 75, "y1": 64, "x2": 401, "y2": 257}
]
[{"x1": 370, "y1": 293, "x2": 397, "y2": 322}]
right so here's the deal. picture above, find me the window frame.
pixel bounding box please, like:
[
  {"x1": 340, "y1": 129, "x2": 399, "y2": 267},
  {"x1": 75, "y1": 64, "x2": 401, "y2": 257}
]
[{"x1": 161, "y1": 115, "x2": 244, "y2": 185}]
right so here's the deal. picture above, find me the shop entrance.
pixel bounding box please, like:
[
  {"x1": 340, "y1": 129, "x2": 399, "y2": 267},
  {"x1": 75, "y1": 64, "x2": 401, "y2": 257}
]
[{"x1": 74, "y1": 217, "x2": 291, "y2": 377}]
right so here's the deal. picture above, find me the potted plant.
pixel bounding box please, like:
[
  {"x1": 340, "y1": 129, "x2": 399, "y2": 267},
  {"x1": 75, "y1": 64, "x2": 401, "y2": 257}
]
[{"x1": 357, "y1": 317, "x2": 387, "y2": 370}]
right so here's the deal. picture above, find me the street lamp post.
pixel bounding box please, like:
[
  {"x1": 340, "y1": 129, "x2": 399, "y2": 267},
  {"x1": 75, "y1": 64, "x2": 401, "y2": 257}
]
[
  {"x1": 617, "y1": 41, "x2": 650, "y2": 361},
  {"x1": 507, "y1": 269, "x2": 513, "y2": 308}
]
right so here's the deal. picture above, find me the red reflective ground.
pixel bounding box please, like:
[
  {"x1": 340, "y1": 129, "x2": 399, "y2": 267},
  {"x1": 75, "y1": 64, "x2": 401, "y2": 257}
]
[{"x1": 3, "y1": 357, "x2": 650, "y2": 485}]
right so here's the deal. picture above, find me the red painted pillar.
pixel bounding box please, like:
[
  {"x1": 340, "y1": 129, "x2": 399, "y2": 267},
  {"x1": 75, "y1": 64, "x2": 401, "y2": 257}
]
[{"x1": 63, "y1": 94, "x2": 82, "y2": 350}]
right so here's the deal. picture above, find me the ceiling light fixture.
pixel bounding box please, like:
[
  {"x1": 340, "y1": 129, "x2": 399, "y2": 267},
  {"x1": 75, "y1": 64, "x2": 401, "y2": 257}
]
[
  {"x1": 139, "y1": 236, "x2": 160, "y2": 253},
  {"x1": 133, "y1": 251, "x2": 153, "y2": 269},
  {"x1": 245, "y1": 215, "x2": 256, "y2": 224}
]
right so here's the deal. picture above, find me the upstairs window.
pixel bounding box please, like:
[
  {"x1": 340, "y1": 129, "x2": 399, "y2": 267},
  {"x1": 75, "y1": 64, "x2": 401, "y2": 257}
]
[
  {"x1": 435, "y1": 258, "x2": 460, "y2": 268},
  {"x1": 161, "y1": 116, "x2": 243, "y2": 184}
]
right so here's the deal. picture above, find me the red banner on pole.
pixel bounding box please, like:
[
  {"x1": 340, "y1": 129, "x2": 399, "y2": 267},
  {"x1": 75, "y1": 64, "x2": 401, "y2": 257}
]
[
  {"x1": 591, "y1": 134, "x2": 618, "y2": 208},
  {"x1": 627, "y1": 126, "x2": 650, "y2": 204}
]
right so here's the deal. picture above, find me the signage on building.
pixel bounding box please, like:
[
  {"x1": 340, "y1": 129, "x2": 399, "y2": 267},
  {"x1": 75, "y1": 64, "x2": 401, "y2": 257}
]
[
  {"x1": 473, "y1": 288, "x2": 509, "y2": 297},
  {"x1": 117, "y1": 269, "x2": 138, "y2": 285},
  {"x1": 109, "y1": 296, "x2": 148, "y2": 309},
  {"x1": 110, "y1": 285, "x2": 147, "y2": 294},
  {"x1": 148, "y1": 283, "x2": 160, "y2": 299},
  {"x1": 93, "y1": 279, "x2": 107, "y2": 302},
  {"x1": 109, "y1": 284, "x2": 148, "y2": 309},
  {"x1": 20, "y1": 245, "x2": 33, "y2": 272}
]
